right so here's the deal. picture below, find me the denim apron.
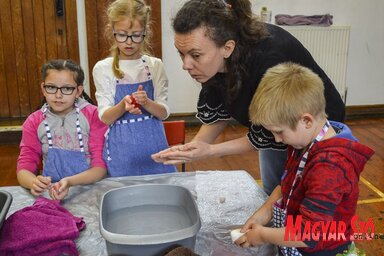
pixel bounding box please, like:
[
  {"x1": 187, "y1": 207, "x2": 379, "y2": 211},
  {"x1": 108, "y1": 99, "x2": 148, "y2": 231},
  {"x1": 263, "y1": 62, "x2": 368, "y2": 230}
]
[
  {"x1": 104, "y1": 57, "x2": 176, "y2": 176},
  {"x1": 272, "y1": 120, "x2": 330, "y2": 256},
  {"x1": 42, "y1": 103, "x2": 89, "y2": 183}
]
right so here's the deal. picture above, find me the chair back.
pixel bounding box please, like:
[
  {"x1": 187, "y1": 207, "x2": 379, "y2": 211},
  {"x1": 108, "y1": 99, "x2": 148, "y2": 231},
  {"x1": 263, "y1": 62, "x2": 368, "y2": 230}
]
[
  {"x1": 163, "y1": 120, "x2": 185, "y2": 146},
  {"x1": 162, "y1": 120, "x2": 186, "y2": 172}
]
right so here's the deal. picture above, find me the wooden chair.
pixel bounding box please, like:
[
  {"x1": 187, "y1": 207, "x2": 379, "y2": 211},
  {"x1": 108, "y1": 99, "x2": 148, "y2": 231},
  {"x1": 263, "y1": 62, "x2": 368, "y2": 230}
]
[{"x1": 163, "y1": 120, "x2": 186, "y2": 172}]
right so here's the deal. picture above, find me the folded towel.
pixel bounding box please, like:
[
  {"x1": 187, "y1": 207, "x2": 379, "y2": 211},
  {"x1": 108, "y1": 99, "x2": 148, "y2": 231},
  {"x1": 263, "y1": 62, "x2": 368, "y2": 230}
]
[
  {"x1": 0, "y1": 196, "x2": 86, "y2": 256},
  {"x1": 275, "y1": 14, "x2": 333, "y2": 26}
]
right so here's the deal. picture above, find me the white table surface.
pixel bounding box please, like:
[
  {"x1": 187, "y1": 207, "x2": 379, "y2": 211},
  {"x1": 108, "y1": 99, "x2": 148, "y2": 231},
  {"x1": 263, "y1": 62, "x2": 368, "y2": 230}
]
[{"x1": 0, "y1": 170, "x2": 275, "y2": 256}]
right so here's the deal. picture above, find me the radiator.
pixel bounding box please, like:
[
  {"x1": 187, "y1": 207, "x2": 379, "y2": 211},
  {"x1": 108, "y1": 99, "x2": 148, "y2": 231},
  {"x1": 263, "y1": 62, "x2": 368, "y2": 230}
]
[{"x1": 281, "y1": 26, "x2": 351, "y2": 103}]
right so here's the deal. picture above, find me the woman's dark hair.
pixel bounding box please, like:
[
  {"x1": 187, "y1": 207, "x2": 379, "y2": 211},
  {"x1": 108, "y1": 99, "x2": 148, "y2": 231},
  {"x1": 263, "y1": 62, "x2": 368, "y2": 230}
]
[
  {"x1": 40, "y1": 59, "x2": 94, "y2": 105},
  {"x1": 173, "y1": 0, "x2": 269, "y2": 102}
]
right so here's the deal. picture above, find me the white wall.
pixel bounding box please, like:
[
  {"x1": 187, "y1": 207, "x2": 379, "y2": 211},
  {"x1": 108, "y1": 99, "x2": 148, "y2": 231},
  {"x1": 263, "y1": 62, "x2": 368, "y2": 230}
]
[
  {"x1": 162, "y1": 0, "x2": 384, "y2": 113},
  {"x1": 162, "y1": 1, "x2": 200, "y2": 113}
]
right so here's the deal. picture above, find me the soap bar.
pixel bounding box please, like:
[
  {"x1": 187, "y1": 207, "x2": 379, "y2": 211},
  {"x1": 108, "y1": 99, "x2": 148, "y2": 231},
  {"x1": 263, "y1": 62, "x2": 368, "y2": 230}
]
[{"x1": 230, "y1": 228, "x2": 246, "y2": 243}]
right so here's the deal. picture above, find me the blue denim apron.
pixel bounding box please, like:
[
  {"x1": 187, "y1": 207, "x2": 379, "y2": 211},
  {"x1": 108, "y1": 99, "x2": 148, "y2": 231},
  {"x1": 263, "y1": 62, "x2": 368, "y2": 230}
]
[
  {"x1": 42, "y1": 103, "x2": 89, "y2": 183},
  {"x1": 272, "y1": 121, "x2": 330, "y2": 256},
  {"x1": 104, "y1": 57, "x2": 176, "y2": 176}
]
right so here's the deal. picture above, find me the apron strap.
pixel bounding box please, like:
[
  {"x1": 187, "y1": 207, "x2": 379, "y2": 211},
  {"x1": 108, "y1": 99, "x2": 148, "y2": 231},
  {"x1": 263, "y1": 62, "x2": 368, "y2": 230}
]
[
  {"x1": 105, "y1": 125, "x2": 112, "y2": 161},
  {"x1": 42, "y1": 105, "x2": 54, "y2": 149},
  {"x1": 284, "y1": 120, "x2": 330, "y2": 213},
  {"x1": 115, "y1": 115, "x2": 153, "y2": 124},
  {"x1": 141, "y1": 57, "x2": 152, "y2": 80},
  {"x1": 42, "y1": 101, "x2": 84, "y2": 152}
]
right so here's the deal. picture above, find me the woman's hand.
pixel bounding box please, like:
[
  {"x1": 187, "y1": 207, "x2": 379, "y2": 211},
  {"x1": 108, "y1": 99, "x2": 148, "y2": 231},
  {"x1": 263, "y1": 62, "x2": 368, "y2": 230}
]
[
  {"x1": 30, "y1": 175, "x2": 51, "y2": 196},
  {"x1": 151, "y1": 141, "x2": 212, "y2": 164},
  {"x1": 49, "y1": 178, "x2": 70, "y2": 200}
]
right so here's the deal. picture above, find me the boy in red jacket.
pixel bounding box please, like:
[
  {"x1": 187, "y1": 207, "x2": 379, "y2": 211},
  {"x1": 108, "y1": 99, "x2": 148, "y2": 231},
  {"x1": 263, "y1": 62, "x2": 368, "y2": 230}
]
[{"x1": 236, "y1": 62, "x2": 374, "y2": 256}]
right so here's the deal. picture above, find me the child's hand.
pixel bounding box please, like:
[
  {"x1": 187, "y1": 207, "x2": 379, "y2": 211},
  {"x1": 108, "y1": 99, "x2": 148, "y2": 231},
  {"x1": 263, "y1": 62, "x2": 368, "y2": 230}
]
[
  {"x1": 130, "y1": 95, "x2": 140, "y2": 108},
  {"x1": 49, "y1": 178, "x2": 70, "y2": 200},
  {"x1": 230, "y1": 228, "x2": 249, "y2": 243},
  {"x1": 235, "y1": 224, "x2": 264, "y2": 248},
  {"x1": 132, "y1": 85, "x2": 149, "y2": 106},
  {"x1": 240, "y1": 208, "x2": 269, "y2": 233},
  {"x1": 124, "y1": 95, "x2": 142, "y2": 115},
  {"x1": 30, "y1": 175, "x2": 51, "y2": 196}
]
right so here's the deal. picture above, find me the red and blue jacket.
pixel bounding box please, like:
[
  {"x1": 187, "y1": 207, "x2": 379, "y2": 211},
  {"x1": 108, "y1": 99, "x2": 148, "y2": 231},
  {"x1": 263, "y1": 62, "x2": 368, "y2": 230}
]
[{"x1": 281, "y1": 121, "x2": 374, "y2": 255}]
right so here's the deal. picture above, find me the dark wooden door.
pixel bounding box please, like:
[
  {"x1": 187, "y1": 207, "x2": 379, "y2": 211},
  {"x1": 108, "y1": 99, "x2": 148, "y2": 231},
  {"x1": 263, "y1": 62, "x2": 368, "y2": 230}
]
[
  {"x1": 0, "y1": 0, "x2": 80, "y2": 119},
  {"x1": 0, "y1": 0, "x2": 161, "y2": 119}
]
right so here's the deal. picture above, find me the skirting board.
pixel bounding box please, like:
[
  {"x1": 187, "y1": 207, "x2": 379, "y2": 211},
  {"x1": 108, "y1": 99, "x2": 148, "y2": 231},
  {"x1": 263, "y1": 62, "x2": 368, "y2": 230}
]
[
  {"x1": 345, "y1": 104, "x2": 384, "y2": 120},
  {"x1": 168, "y1": 104, "x2": 384, "y2": 125},
  {"x1": 1, "y1": 105, "x2": 383, "y2": 144}
]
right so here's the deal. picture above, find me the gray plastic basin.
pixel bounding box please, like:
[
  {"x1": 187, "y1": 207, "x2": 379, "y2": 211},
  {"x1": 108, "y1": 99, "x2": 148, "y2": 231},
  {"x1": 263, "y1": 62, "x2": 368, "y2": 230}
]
[
  {"x1": 0, "y1": 190, "x2": 12, "y2": 229},
  {"x1": 100, "y1": 184, "x2": 201, "y2": 256}
]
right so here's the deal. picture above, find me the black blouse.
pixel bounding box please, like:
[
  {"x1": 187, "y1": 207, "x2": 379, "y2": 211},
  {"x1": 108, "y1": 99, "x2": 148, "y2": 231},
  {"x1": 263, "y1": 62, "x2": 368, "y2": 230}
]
[{"x1": 196, "y1": 24, "x2": 345, "y2": 150}]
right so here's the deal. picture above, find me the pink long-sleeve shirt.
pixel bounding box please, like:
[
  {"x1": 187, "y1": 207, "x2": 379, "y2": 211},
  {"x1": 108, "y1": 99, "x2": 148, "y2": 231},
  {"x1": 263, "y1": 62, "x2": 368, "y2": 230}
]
[{"x1": 17, "y1": 98, "x2": 107, "y2": 174}]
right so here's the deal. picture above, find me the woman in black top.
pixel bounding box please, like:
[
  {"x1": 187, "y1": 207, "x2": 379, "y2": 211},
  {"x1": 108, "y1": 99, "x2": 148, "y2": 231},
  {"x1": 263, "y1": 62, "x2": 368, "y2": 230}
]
[{"x1": 152, "y1": 0, "x2": 345, "y2": 195}]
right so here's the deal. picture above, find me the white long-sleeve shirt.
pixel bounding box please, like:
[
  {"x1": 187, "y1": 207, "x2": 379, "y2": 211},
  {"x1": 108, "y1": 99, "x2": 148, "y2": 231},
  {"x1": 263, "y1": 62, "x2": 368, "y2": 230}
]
[{"x1": 92, "y1": 55, "x2": 171, "y2": 119}]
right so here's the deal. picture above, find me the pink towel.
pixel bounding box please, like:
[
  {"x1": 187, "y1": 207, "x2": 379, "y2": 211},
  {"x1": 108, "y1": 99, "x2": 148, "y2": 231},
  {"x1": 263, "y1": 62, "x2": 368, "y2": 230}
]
[
  {"x1": 275, "y1": 14, "x2": 333, "y2": 26},
  {"x1": 0, "y1": 196, "x2": 86, "y2": 256}
]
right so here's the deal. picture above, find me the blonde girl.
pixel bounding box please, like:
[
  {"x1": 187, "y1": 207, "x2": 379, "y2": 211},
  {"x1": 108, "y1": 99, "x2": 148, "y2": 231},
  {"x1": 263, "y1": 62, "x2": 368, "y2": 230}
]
[{"x1": 93, "y1": 0, "x2": 175, "y2": 176}]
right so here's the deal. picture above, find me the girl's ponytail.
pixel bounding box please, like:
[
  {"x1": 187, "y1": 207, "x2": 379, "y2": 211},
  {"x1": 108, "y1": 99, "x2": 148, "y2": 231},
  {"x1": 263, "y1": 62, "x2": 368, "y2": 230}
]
[{"x1": 111, "y1": 46, "x2": 124, "y2": 79}]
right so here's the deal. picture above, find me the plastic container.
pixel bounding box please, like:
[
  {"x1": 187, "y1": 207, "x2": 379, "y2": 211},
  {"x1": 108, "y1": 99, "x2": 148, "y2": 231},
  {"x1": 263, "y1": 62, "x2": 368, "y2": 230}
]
[
  {"x1": 100, "y1": 184, "x2": 201, "y2": 256},
  {"x1": 260, "y1": 6, "x2": 272, "y2": 23},
  {"x1": 0, "y1": 190, "x2": 12, "y2": 229}
]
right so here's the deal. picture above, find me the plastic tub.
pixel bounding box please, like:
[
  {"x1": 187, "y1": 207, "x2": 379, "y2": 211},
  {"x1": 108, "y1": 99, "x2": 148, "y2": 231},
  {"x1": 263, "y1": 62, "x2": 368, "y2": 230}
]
[
  {"x1": 100, "y1": 184, "x2": 201, "y2": 256},
  {"x1": 0, "y1": 190, "x2": 12, "y2": 229}
]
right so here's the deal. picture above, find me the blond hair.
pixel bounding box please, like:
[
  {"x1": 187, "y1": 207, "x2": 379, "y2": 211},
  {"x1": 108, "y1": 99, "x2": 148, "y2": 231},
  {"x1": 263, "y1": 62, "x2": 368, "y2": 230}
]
[
  {"x1": 105, "y1": 0, "x2": 152, "y2": 79},
  {"x1": 249, "y1": 62, "x2": 327, "y2": 130}
]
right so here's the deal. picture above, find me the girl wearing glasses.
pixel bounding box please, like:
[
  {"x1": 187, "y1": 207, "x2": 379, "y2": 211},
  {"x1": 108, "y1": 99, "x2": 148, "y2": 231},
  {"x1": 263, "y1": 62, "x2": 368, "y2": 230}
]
[
  {"x1": 16, "y1": 59, "x2": 108, "y2": 200},
  {"x1": 92, "y1": 0, "x2": 175, "y2": 176}
]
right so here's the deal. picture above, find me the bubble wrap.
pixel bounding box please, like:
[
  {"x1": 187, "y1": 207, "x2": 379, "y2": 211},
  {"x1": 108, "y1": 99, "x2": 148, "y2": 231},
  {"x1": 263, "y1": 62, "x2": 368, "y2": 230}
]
[
  {"x1": 194, "y1": 171, "x2": 275, "y2": 256},
  {"x1": 3, "y1": 171, "x2": 276, "y2": 255}
]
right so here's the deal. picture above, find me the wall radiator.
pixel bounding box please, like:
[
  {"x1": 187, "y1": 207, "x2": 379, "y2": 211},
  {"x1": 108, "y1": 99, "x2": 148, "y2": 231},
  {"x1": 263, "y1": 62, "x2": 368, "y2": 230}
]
[{"x1": 281, "y1": 26, "x2": 351, "y2": 103}]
